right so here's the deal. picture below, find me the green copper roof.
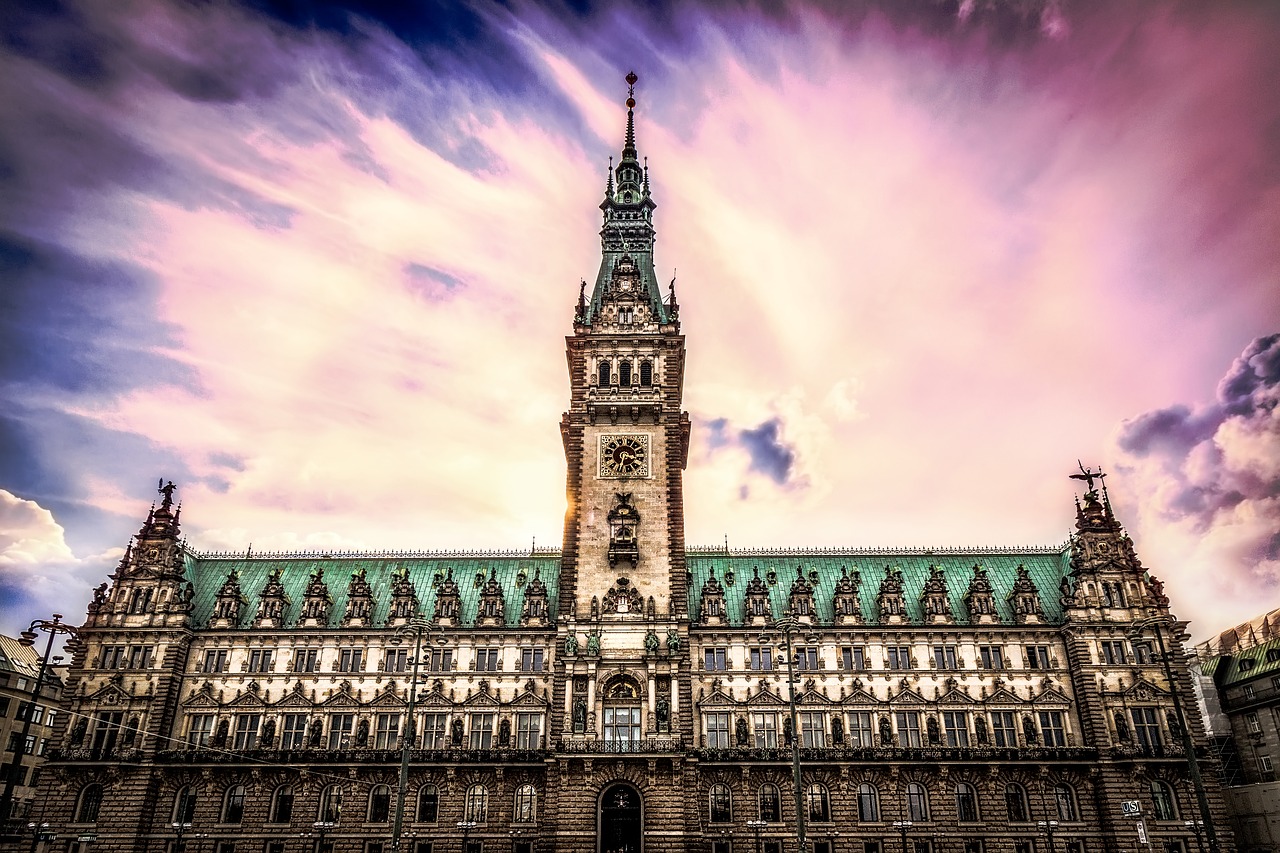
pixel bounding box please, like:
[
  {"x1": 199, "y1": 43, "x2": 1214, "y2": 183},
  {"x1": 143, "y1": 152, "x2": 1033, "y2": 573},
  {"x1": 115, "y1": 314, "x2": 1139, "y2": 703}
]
[
  {"x1": 1208, "y1": 637, "x2": 1280, "y2": 687},
  {"x1": 184, "y1": 552, "x2": 560, "y2": 629},
  {"x1": 685, "y1": 549, "x2": 1072, "y2": 626}
]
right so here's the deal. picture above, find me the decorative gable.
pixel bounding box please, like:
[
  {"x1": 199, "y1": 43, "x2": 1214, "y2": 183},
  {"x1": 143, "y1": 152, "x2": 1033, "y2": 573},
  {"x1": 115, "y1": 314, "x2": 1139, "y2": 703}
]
[
  {"x1": 876, "y1": 567, "x2": 906, "y2": 624},
  {"x1": 832, "y1": 566, "x2": 862, "y2": 625},
  {"x1": 742, "y1": 567, "x2": 772, "y2": 626},
  {"x1": 300, "y1": 568, "x2": 333, "y2": 627},
  {"x1": 254, "y1": 568, "x2": 289, "y2": 628},
  {"x1": 698, "y1": 569, "x2": 727, "y2": 626},
  {"x1": 786, "y1": 566, "x2": 816, "y2": 622},
  {"x1": 476, "y1": 569, "x2": 506, "y2": 626},
  {"x1": 433, "y1": 568, "x2": 461, "y2": 627},
  {"x1": 520, "y1": 568, "x2": 550, "y2": 626},
  {"x1": 343, "y1": 567, "x2": 374, "y2": 627},
  {"x1": 210, "y1": 569, "x2": 245, "y2": 628},
  {"x1": 387, "y1": 565, "x2": 419, "y2": 625},
  {"x1": 919, "y1": 565, "x2": 953, "y2": 624},
  {"x1": 1007, "y1": 564, "x2": 1044, "y2": 624},
  {"x1": 963, "y1": 564, "x2": 997, "y2": 624},
  {"x1": 607, "y1": 492, "x2": 640, "y2": 568}
]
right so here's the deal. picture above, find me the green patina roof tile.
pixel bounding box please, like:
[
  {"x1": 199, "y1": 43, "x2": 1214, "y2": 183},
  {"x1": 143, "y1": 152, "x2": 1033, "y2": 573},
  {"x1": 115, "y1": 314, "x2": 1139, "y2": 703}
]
[{"x1": 1218, "y1": 636, "x2": 1280, "y2": 686}]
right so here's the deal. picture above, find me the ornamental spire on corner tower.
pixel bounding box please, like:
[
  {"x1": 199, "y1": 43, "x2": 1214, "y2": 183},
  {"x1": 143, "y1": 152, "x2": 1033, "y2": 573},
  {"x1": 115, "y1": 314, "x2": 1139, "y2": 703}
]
[{"x1": 586, "y1": 71, "x2": 668, "y2": 325}]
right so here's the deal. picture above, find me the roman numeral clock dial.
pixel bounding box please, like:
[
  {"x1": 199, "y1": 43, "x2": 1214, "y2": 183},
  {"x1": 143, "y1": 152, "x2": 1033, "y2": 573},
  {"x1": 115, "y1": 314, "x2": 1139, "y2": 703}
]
[{"x1": 598, "y1": 434, "x2": 651, "y2": 479}]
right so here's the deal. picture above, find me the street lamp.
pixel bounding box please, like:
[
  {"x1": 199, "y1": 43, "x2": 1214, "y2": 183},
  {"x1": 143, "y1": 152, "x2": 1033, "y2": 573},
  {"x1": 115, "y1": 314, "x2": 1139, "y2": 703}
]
[
  {"x1": 171, "y1": 820, "x2": 193, "y2": 852},
  {"x1": 892, "y1": 820, "x2": 912, "y2": 853},
  {"x1": 0, "y1": 615, "x2": 77, "y2": 825},
  {"x1": 759, "y1": 616, "x2": 819, "y2": 853},
  {"x1": 312, "y1": 820, "x2": 336, "y2": 853},
  {"x1": 458, "y1": 819, "x2": 477, "y2": 853},
  {"x1": 25, "y1": 821, "x2": 49, "y2": 853},
  {"x1": 392, "y1": 616, "x2": 448, "y2": 853},
  {"x1": 1128, "y1": 616, "x2": 1220, "y2": 853},
  {"x1": 1184, "y1": 820, "x2": 1206, "y2": 853},
  {"x1": 746, "y1": 819, "x2": 767, "y2": 853},
  {"x1": 1037, "y1": 820, "x2": 1058, "y2": 853}
]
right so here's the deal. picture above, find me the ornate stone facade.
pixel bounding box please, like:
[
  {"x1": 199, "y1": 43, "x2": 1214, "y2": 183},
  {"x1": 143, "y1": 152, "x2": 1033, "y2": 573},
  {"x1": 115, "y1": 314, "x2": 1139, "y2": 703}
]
[{"x1": 33, "y1": 75, "x2": 1234, "y2": 853}]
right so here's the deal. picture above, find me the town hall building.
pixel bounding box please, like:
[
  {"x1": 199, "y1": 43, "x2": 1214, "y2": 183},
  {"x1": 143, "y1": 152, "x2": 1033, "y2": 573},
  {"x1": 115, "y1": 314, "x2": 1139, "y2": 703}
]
[{"x1": 32, "y1": 73, "x2": 1233, "y2": 853}]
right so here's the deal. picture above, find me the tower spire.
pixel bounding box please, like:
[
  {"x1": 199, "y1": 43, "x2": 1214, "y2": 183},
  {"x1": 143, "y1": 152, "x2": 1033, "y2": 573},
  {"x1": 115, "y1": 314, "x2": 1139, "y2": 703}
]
[{"x1": 623, "y1": 71, "x2": 638, "y2": 161}]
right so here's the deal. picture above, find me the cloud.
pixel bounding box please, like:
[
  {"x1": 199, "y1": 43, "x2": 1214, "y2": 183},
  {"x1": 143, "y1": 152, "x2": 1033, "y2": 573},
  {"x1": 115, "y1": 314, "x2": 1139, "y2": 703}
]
[
  {"x1": 1114, "y1": 334, "x2": 1280, "y2": 628},
  {"x1": 705, "y1": 416, "x2": 801, "y2": 489}
]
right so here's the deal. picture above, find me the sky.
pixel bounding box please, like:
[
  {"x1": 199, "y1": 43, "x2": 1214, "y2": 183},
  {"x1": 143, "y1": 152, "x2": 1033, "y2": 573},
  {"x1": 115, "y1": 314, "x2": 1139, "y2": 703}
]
[{"x1": 1, "y1": 0, "x2": 1277, "y2": 642}]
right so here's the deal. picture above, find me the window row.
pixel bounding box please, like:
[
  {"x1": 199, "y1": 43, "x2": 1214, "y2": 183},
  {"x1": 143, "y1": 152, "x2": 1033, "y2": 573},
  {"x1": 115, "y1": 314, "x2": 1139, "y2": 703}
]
[
  {"x1": 185, "y1": 712, "x2": 543, "y2": 751},
  {"x1": 702, "y1": 710, "x2": 1071, "y2": 749},
  {"x1": 197, "y1": 647, "x2": 545, "y2": 675},
  {"x1": 701, "y1": 644, "x2": 1055, "y2": 672},
  {"x1": 596, "y1": 358, "x2": 655, "y2": 388},
  {"x1": 700, "y1": 781, "x2": 1085, "y2": 825}
]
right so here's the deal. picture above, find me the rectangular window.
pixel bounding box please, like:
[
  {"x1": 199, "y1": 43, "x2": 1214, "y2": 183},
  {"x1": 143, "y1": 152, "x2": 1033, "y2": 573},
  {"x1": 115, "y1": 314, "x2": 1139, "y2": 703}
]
[
  {"x1": 188, "y1": 714, "x2": 215, "y2": 747},
  {"x1": 749, "y1": 647, "x2": 773, "y2": 671},
  {"x1": 1245, "y1": 712, "x2": 1261, "y2": 734},
  {"x1": 328, "y1": 714, "x2": 355, "y2": 750},
  {"x1": 842, "y1": 647, "x2": 866, "y2": 671},
  {"x1": 706, "y1": 712, "x2": 731, "y2": 748},
  {"x1": 247, "y1": 650, "x2": 273, "y2": 673},
  {"x1": 604, "y1": 706, "x2": 642, "y2": 749},
  {"x1": 233, "y1": 714, "x2": 261, "y2": 750},
  {"x1": 1025, "y1": 645, "x2": 1051, "y2": 670},
  {"x1": 896, "y1": 711, "x2": 922, "y2": 748},
  {"x1": 127, "y1": 645, "x2": 153, "y2": 669},
  {"x1": 374, "y1": 713, "x2": 399, "y2": 750},
  {"x1": 1131, "y1": 708, "x2": 1161, "y2": 750},
  {"x1": 1014, "y1": 843, "x2": 1033, "y2": 853},
  {"x1": 475, "y1": 649, "x2": 501, "y2": 672},
  {"x1": 293, "y1": 649, "x2": 319, "y2": 673},
  {"x1": 800, "y1": 711, "x2": 826, "y2": 748},
  {"x1": 469, "y1": 713, "x2": 495, "y2": 749},
  {"x1": 337, "y1": 649, "x2": 363, "y2": 673},
  {"x1": 16, "y1": 703, "x2": 44, "y2": 725},
  {"x1": 384, "y1": 649, "x2": 408, "y2": 673},
  {"x1": 991, "y1": 711, "x2": 1017, "y2": 747},
  {"x1": 887, "y1": 646, "x2": 912, "y2": 670},
  {"x1": 705, "y1": 648, "x2": 728, "y2": 671},
  {"x1": 848, "y1": 711, "x2": 874, "y2": 748},
  {"x1": 1258, "y1": 754, "x2": 1274, "y2": 772},
  {"x1": 1100, "y1": 640, "x2": 1127, "y2": 665},
  {"x1": 979, "y1": 646, "x2": 1005, "y2": 670},
  {"x1": 90, "y1": 711, "x2": 123, "y2": 755},
  {"x1": 281, "y1": 714, "x2": 308, "y2": 749},
  {"x1": 421, "y1": 714, "x2": 448, "y2": 749},
  {"x1": 1244, "y1": 685, "x2": 1256, "y2": 700},
  {"x1": 794, "y1": 647, "x2": 820, "y2": 670},
  {"x1": 428, "y1": 649, "x2": 453, "y2": 672},
  {"x1": 812, "y1": 844, "x2": 830, "y2": 853},
  {"x1": 1039, "y1": 711, "x2": 1067, "y2": 747},
  {"x1": 203, "y1": 649, "x2": 228, "y2": 673},
  {"x1": 99, "y1": 645, "x2": 126, "y2": 669},
  {"x1": 752, "y1": 713, "x2": 778, "y2": 748},
  {"x1": 519, "y1": 648, "x2": 544, "y2": 672},
  {"x1": 864, "y1": 845, "x2": 882, "y2": 853},
  {"x1": 933, "y1": 645, "x2": 959, "y2": 670},
  {"x1": 943, "y1": 711, "x2": 970, "y2": 747},
  {"x1": 516, "y1": 713, "x2": 542, "y2": 750},
  {"x1": 1133, "y1": 642, "x2": 1154, "y2": 664},
  {"x1": 0, "y1": 698, "x2": 9, "y2": 716}
]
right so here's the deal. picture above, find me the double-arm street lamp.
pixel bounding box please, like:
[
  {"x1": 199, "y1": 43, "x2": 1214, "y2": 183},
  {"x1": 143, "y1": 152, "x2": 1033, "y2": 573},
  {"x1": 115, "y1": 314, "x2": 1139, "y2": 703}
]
[
  {"x1": 391, "y1": 616, "x2": 448, "y2": 853},
  {"x1": 1037, "y1": 819, "x2": 1059, "y2": 853},
  {"x1": 746, "y1": 819, "x2": 767, "y2": 853},
  {"x1": 1127, "y1": 616, "x2": 1220, "y2": 853},
  {"x1": 458, "y1": 819, "x2": 477, "y2": 853},
  {"x1": 759, "y1": 615, "x2": 818, "y2": 853},
  {"x1": 892, "y1": 820, "x2": 913, "y2": 853},
  {"x1": 1184, "y1": 819, "x2": 1206, "y2": 853},
  {"x1": 0, "y1": 615, "x2": 77, "y2": 828}
]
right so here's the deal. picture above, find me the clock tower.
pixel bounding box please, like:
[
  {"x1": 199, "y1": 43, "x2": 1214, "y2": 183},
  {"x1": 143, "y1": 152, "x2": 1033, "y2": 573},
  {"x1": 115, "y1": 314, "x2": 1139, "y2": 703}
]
[{"x1": 558, "y1": 71, "x2": 691, "y2": 625}]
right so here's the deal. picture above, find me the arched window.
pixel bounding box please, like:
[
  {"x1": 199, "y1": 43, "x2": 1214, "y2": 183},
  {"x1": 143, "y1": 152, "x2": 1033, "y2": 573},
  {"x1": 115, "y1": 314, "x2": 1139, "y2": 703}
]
[
  {"x1": 173, "y1": 786, "x2": 198, "y2": 824},
  {"x1": 639, "y1": 360, "x2": 653, "y2": 387},
  {"x1": 465, "y1": 784, "x2": 488, "y2": 823},
  {"x1": 598, "y1": 361, "x2": 611, "y2": 387},
  {"x1": 906, "y1": 782, "x2": 930, "y2": 822},
  {"x1": 709, "y1": 783, "x2": 732, "y2": 823},
  {"x1": 619, "y1": 361, "x2": 632, "y2": 387},
  {"x1": 222, "y1": 784, "x2": 246, "y2": 824},
  {"x1": 269, "y1": 785, "x2": 294, "y2": 824},
  {"x1": 759, "y1": 784, "x2": 781, "y2": 822},
  {"x1": 955, "y1": 782, "x2": 979, "y2": 822},
  {"x1": 857, "y1": 783, "x2": 880, "y2": 822},
  {"x1": 416, "y1": 785, "x2": 439, "y2": 823},
  {"x1": 806, "y1": 783, "x2": 830, "y2": 823},
  {"x1": 514, "y1": 784, "x2": 536, "y2": 823},
  {"x1": 1054, "y1": 784, "x2": 1078, "y2": 822},
  {"x1": 318, "y1": 784, "x2": 343, "y2": 824},
  {"x1": 1150, "y1": 780, "x2": 1177, "y2": 821},
  {"x1": 76, "y1": 784, "x2": 104, "y2": 823},
  {"x1": 368, "y1": 784, "x2": 391, "y2": 823},
  {"x1": 1005, "y1": 783, "x2": 1029, "y2": 822}
]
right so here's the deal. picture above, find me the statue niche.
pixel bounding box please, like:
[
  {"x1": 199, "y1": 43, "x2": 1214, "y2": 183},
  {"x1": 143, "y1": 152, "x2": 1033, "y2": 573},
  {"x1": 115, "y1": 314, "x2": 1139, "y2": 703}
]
[{"x1": 607, "y1": 492, "x2": 640, "y2": 568}]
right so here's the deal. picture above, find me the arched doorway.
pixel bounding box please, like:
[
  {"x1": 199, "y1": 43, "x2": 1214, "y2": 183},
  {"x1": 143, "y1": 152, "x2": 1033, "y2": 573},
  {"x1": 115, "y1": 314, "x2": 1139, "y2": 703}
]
[{"x1": 599, "y1": 781, "x2": 643, "y2": 853}]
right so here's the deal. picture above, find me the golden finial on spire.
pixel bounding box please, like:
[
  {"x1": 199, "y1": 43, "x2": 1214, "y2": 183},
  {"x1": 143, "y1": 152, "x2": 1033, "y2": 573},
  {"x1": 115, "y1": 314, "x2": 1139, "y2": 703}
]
[{"x1": 626, "y1": 71, "x2": 637, "y2": 108}]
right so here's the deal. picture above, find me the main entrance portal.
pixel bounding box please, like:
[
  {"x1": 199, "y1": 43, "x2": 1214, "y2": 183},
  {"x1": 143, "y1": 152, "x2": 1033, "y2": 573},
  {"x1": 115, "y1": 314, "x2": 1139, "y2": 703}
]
[{"x1": 599, "y1": 782, "x2": 643, "y2": 853}]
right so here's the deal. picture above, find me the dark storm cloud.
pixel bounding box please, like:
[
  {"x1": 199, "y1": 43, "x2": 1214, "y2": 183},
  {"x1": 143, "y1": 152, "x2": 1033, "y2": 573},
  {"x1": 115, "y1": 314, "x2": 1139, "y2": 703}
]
[
  {"x1": 703, "y1": 416, "x2": 799, "y2": 488},
  {"x1": 1116, "y1": 334, "x2": 1280, "y2": 536}
]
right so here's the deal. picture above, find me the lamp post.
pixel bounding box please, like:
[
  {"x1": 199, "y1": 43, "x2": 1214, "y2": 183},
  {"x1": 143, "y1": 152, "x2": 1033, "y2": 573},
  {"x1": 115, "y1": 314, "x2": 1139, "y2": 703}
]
[
  {"x1": 746, "y1": 819, "x2": 767, "y2": 853},
  {"x1": 0, "y1": 615, "x2": 76, "y2": 827},
  {"x1": 1184, "y1": 820, "x2": 1205, "y2": 853},
  {"x1": 312, "y1": 820, "x2": 336, "y2": 853},
  {"x1": 392, "y1": 616, "x2": 447, "y2": 853},
  {"x1": 172, "y1": 820, "x2": 193, "y2": 852},
  {"x1": 892, "y1": 820, "x2": 912, "y2": 853},
  {"x1": 1037, "y1": 820, "x2": 1058, "y2": 853},
  {"x1": 1127, "y1": 616, "x2": 1220, "y2": 853},
  {"x1": 458, "y1": 819, "x2": 477, "y2": 853},
  {"x1": 760, "y1": 616, "x2": 817, "y2": 853},
  {"x1": 25, "y1": 821, "x2": 49, "y2": 853}
]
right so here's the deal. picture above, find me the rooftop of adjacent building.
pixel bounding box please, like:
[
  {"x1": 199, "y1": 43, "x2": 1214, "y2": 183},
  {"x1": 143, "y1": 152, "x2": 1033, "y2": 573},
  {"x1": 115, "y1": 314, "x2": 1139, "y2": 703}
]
[
  {"x1": 1195, "y1": 607, "x2": 1280, "y2": 658},
  {"x1": 0, "y1": 635, "x2": 64, "y2": 694}
]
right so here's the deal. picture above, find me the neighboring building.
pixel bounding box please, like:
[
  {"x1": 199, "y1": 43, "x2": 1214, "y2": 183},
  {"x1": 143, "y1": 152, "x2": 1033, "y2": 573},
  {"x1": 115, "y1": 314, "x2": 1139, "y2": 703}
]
[
  {"x1": 1195, "y1": 613, "x2": 1280, "y2": 853},
  {"x1": 0, "y1": 634, "x2": 66, "y2": 830},
  {"x1": 33, "y1": 75, "x2": 1236, "y2": 853}
]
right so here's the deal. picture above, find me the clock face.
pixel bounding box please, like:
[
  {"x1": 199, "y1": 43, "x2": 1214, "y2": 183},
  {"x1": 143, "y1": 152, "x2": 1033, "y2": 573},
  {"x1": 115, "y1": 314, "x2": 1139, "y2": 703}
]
[{"x1": 599, "y1": 434, "x2": 651, "y2": 479}]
